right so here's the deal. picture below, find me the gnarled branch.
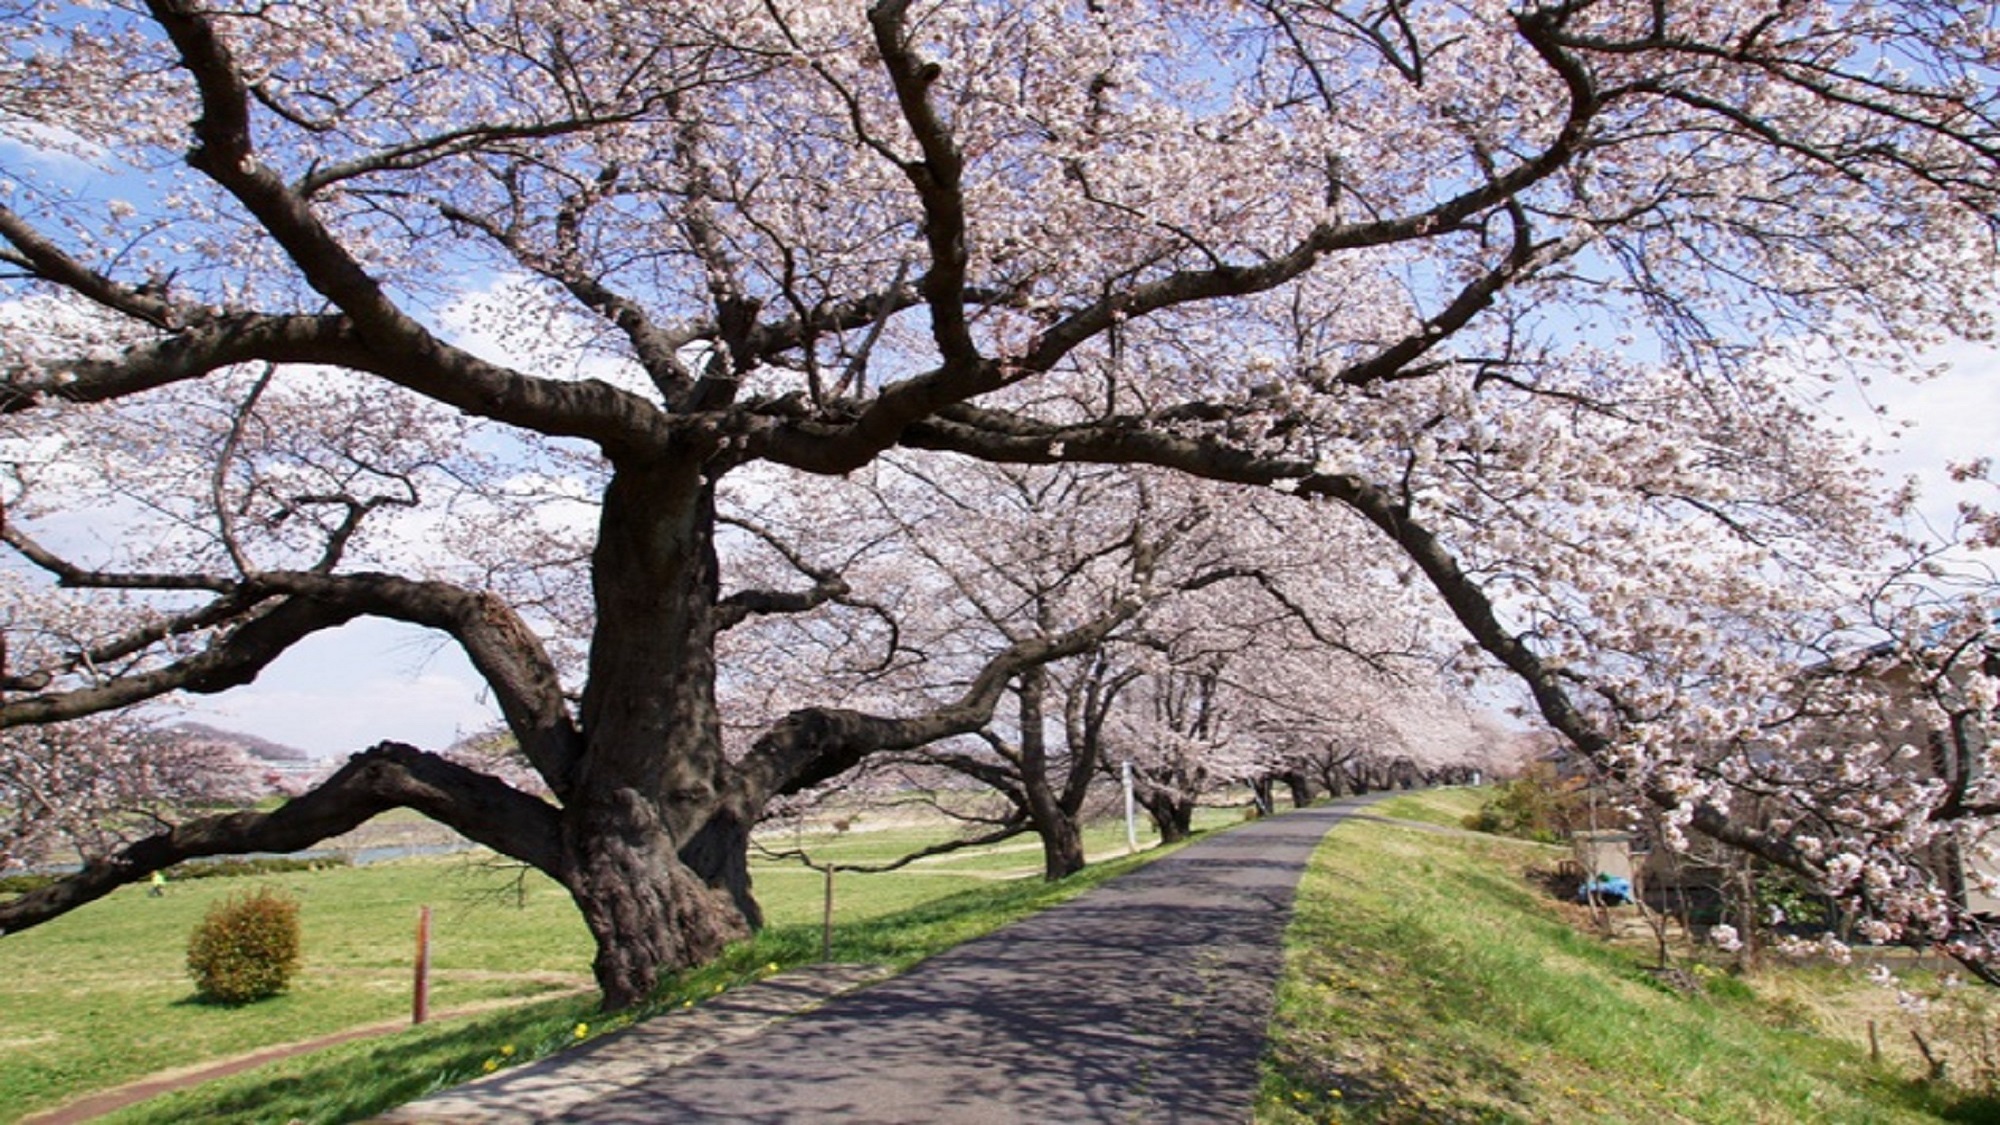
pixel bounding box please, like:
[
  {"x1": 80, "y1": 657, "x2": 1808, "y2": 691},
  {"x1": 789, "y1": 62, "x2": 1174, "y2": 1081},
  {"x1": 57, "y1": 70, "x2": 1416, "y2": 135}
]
[{"x1": 0, "y1": 741, "x2": 564, "y2": 936}]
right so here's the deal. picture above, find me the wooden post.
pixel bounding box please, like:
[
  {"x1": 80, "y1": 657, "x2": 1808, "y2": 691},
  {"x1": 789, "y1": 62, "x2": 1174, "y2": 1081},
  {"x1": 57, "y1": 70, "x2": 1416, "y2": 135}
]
[
  {"x1": 821, "y1": 866, "x2": 835, "y2": 962},
  {"x1": 413, "y1": 905, "x2": 432, "y2": 1025},
  {"x1": 1122, "y1": 761, "x2": 1138, "y2": 855}
]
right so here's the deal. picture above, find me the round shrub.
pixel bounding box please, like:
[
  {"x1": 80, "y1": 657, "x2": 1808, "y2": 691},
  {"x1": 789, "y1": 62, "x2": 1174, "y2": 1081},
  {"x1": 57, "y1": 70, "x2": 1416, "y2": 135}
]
[{"x1": 186, "y1": 886, "x2": 302, "y2": 1004}]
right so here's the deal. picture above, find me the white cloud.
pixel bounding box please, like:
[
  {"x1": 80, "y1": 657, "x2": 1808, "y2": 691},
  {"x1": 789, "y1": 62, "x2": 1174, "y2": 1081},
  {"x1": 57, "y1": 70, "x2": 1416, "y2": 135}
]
[
  {"x1": 433, "y1": 274, "x2": 662, "y2": 400},
  {"x1": 176, "y1": 619, "x2": 499, "y2": 758},
  {"x1": 0, "y1": 125, "x2": 107, "y2": 180},
  {"x1": 1827, "y1": 339, "x2": 2000, "y2": 536}
]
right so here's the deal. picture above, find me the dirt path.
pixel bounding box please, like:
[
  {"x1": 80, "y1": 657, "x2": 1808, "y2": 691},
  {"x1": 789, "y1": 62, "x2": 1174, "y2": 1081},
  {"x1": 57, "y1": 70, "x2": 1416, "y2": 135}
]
[{"x1": 19, "y1": 990, "x2": 591, "y2": 1125}]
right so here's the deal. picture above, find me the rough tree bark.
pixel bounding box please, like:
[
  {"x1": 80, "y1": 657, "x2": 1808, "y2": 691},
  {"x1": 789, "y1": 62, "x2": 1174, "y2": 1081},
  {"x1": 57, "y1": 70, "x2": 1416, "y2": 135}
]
[
  {"x1": 1016, "y1": 665, "x2": 1087, "y2": 881},
  {"x1": 1136, "y1": 785, "x2": 1198, "y2": 844},
  {"x1": 1281, "y1": 770, "x2": 1315, "y2": 809},
  {"x1": 559, "y1": 458, "x2": 750, "y2": 1001}
]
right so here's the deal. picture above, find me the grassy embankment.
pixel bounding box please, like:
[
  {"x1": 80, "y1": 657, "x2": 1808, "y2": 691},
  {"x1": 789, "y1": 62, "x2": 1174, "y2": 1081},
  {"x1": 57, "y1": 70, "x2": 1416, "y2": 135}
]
[
  {"x1": 1258, "y1": 789, "x2": 2000, "y2": 1124},
  {"x1": 2, "y1": 805, "x2": 1209, "y2": 1125}
]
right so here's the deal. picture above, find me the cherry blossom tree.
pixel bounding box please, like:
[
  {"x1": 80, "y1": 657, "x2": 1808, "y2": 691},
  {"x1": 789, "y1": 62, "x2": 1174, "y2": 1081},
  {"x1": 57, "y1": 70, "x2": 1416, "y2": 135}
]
[
  {"x1": 1104, "y1": 621, "x2": 1493, "y2": 836},
  {"x1": 1675, "y1": 562, "x2": 2000, "y2": 973},
  {"x1": 1112, "y1": 655, "x2": 1257, "y2": 839},
  {"x1": 868, "y1": 460, "x2": 1168, "y2": 879},
  {"x1": 858, "y1": 457, "x2": 1475, "y2": 868},
  {"x1": 824, "y1": 458, "x2": 1340, "y2": 876},
  {"x1": 2, "y1": 0, "x2": 1999, "y2": 1007},
  {"x1": 0, "y1": 715, "x2": 257, "y2": 871},
  {"x1": 1073, "y1": 484, "x2": 1495, "y2": 831}
]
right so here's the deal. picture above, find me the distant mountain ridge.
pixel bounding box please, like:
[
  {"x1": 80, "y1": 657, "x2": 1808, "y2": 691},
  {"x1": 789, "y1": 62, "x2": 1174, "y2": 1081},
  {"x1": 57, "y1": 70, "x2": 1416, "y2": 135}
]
[{"x1": 168, "y1": 722, "x2": 316, "y2": 763}]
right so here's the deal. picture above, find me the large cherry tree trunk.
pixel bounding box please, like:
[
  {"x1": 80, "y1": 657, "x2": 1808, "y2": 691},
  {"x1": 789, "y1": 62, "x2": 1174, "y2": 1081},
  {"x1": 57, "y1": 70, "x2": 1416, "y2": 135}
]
[
  {"x1": 1017, "y1": 666, "x2": 1087, "y2": 880},
  {"x1": 1138, "y1": 788, "x2": 1196, "y2": 843},
  {"x1": 560, "y1": 790, "x2": 747, "y2": 1010},
  {"x1": 559, "y1": 457, "x2": 751, "y2": 1008},
  {"x1": 1282, "y1": 771, "x2": 1315, "y2": 808}
]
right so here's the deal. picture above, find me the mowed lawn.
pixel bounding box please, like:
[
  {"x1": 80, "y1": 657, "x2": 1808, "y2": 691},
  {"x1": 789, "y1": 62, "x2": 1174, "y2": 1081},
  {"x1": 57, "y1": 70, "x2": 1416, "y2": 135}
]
[
  {"x1": 0, "y1": 806, "x2": 1197, "y2": 1123},
  {"x1": 2, "y1": 855, "x2": 592, "y2": 1121}
]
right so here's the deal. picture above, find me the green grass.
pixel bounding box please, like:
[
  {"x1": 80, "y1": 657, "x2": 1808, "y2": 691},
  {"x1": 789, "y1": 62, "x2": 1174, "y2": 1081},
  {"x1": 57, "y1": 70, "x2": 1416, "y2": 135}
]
[
  {"x1": 92, "y1": 840, "x2": 1179, "y2": 1124},
  {"x1": 0, "y1": 808, "x2": 1220, "y2": 1124},
  {"x1": 1369, "y1": 787, "x2": 1490, "y2": 828},
  {"x1": 1257, "y1": 798, "x2": 2000, "y2": 1124},
  {"x1": 0, "y1": 857, "x2": 594, "y2": 1123}
]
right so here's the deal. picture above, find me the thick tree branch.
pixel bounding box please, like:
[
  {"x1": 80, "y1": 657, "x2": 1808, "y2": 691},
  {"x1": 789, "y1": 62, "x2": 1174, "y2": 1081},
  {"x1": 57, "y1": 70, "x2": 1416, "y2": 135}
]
[
  {"x1": 729, "y1": 592, "x2": 1142, "y2": 808},
  {"x1": 0, "y1": 596, "x2": 363, "y2": 725},
  {"x1": 893, "y1": 406, "x2": 1824, "y2": 880},
  {"x1": 0, "y1": 206, "x2": 188, "y2": 330},
  {"x1": 0, "y1": 742, "x2": 564, "y2": 935},
  {"x1": 0, "y1": 562, "x2": 580, "y2": 796},
  {"x1": 1, "y1": 313, "x2": 362, "y2": 413},
  {"x1": 868, "y1": 0, "x2": 975, "y2": 368},
  {"x1": 239, "y1": 571, "x2": 582, "y2": 796},
  {"x1": 139, "y1": 0, "x2": 673, "y2": 456},
  {"x1": 714, "y1": 579, "x2": 852, "y2": 630}
]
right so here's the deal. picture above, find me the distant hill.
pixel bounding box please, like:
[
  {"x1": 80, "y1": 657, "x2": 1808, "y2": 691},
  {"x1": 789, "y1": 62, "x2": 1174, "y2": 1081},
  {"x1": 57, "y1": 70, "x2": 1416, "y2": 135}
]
[{"x1": 167, "y1": 722, "x2": 315, "y2": 763}]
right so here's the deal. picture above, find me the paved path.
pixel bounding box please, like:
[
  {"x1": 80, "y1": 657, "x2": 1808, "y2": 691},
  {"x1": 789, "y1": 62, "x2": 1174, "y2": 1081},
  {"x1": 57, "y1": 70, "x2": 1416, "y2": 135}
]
[{"x1": 382, "y1": 797, "x2": 1381, "y2": 1124}]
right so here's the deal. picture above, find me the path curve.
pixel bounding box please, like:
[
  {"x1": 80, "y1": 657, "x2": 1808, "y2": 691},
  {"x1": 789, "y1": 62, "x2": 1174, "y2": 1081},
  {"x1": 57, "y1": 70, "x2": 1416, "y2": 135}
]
[{"x1": 388, "y1": 796, "x2": 1381, "y2": 1124}]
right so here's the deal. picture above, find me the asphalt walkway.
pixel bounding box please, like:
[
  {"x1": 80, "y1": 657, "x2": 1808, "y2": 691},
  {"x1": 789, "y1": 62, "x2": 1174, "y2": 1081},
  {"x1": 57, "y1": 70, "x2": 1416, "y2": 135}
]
[{"x1": 379, "y1": 796, "x2": 1381, "y2": 1124}]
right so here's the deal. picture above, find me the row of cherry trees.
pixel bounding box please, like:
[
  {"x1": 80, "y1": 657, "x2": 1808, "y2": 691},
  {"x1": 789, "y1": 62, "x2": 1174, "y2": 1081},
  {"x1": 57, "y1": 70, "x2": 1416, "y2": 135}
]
[
  {"x1": 0, "y1": 718, "x2": 264, "y2": 872},
  {"x1": 1, "y1": 0, "x2": 1999, "y2": 1007},
  {"x1": 742, "y1": 457, "x2": 1503, "y2": 875}
]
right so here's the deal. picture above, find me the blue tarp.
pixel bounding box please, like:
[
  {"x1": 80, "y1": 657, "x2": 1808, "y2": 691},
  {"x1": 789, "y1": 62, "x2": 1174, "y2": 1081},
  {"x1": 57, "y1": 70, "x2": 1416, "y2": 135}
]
[{"x1": 1577, "y1": 874, "x2": 1632, "y2": 904}]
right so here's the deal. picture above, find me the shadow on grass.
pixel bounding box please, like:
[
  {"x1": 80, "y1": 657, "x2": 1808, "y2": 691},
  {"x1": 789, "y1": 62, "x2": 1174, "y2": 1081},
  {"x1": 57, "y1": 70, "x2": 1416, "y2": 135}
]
[
  {"x1": 108, "y1": 995, "x2": 600, "y2": 1125},
  {"x1": 1860, "y1": 1073, "x2": 2000, "y2": 1123},
  {"x1": 167, "y1": 990, "x2": 287, "y2": 1010},
  {"x1": 1937, "y1": 1091, "x2": 2000, "y2": 1121}
]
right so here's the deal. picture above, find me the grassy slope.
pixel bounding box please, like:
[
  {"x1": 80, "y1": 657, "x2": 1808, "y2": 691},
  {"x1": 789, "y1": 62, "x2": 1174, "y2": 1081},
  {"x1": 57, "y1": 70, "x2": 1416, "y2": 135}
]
[
  {"x1": 1, "y1": 812, "x2": 1195, "y2": 1124},
  {"x1": 1258, "y1": 789, "x2": 2000, "y2": 1124},
  {"x1": 1, "y1": 858, "x2": 595, "y2": 1121}
]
